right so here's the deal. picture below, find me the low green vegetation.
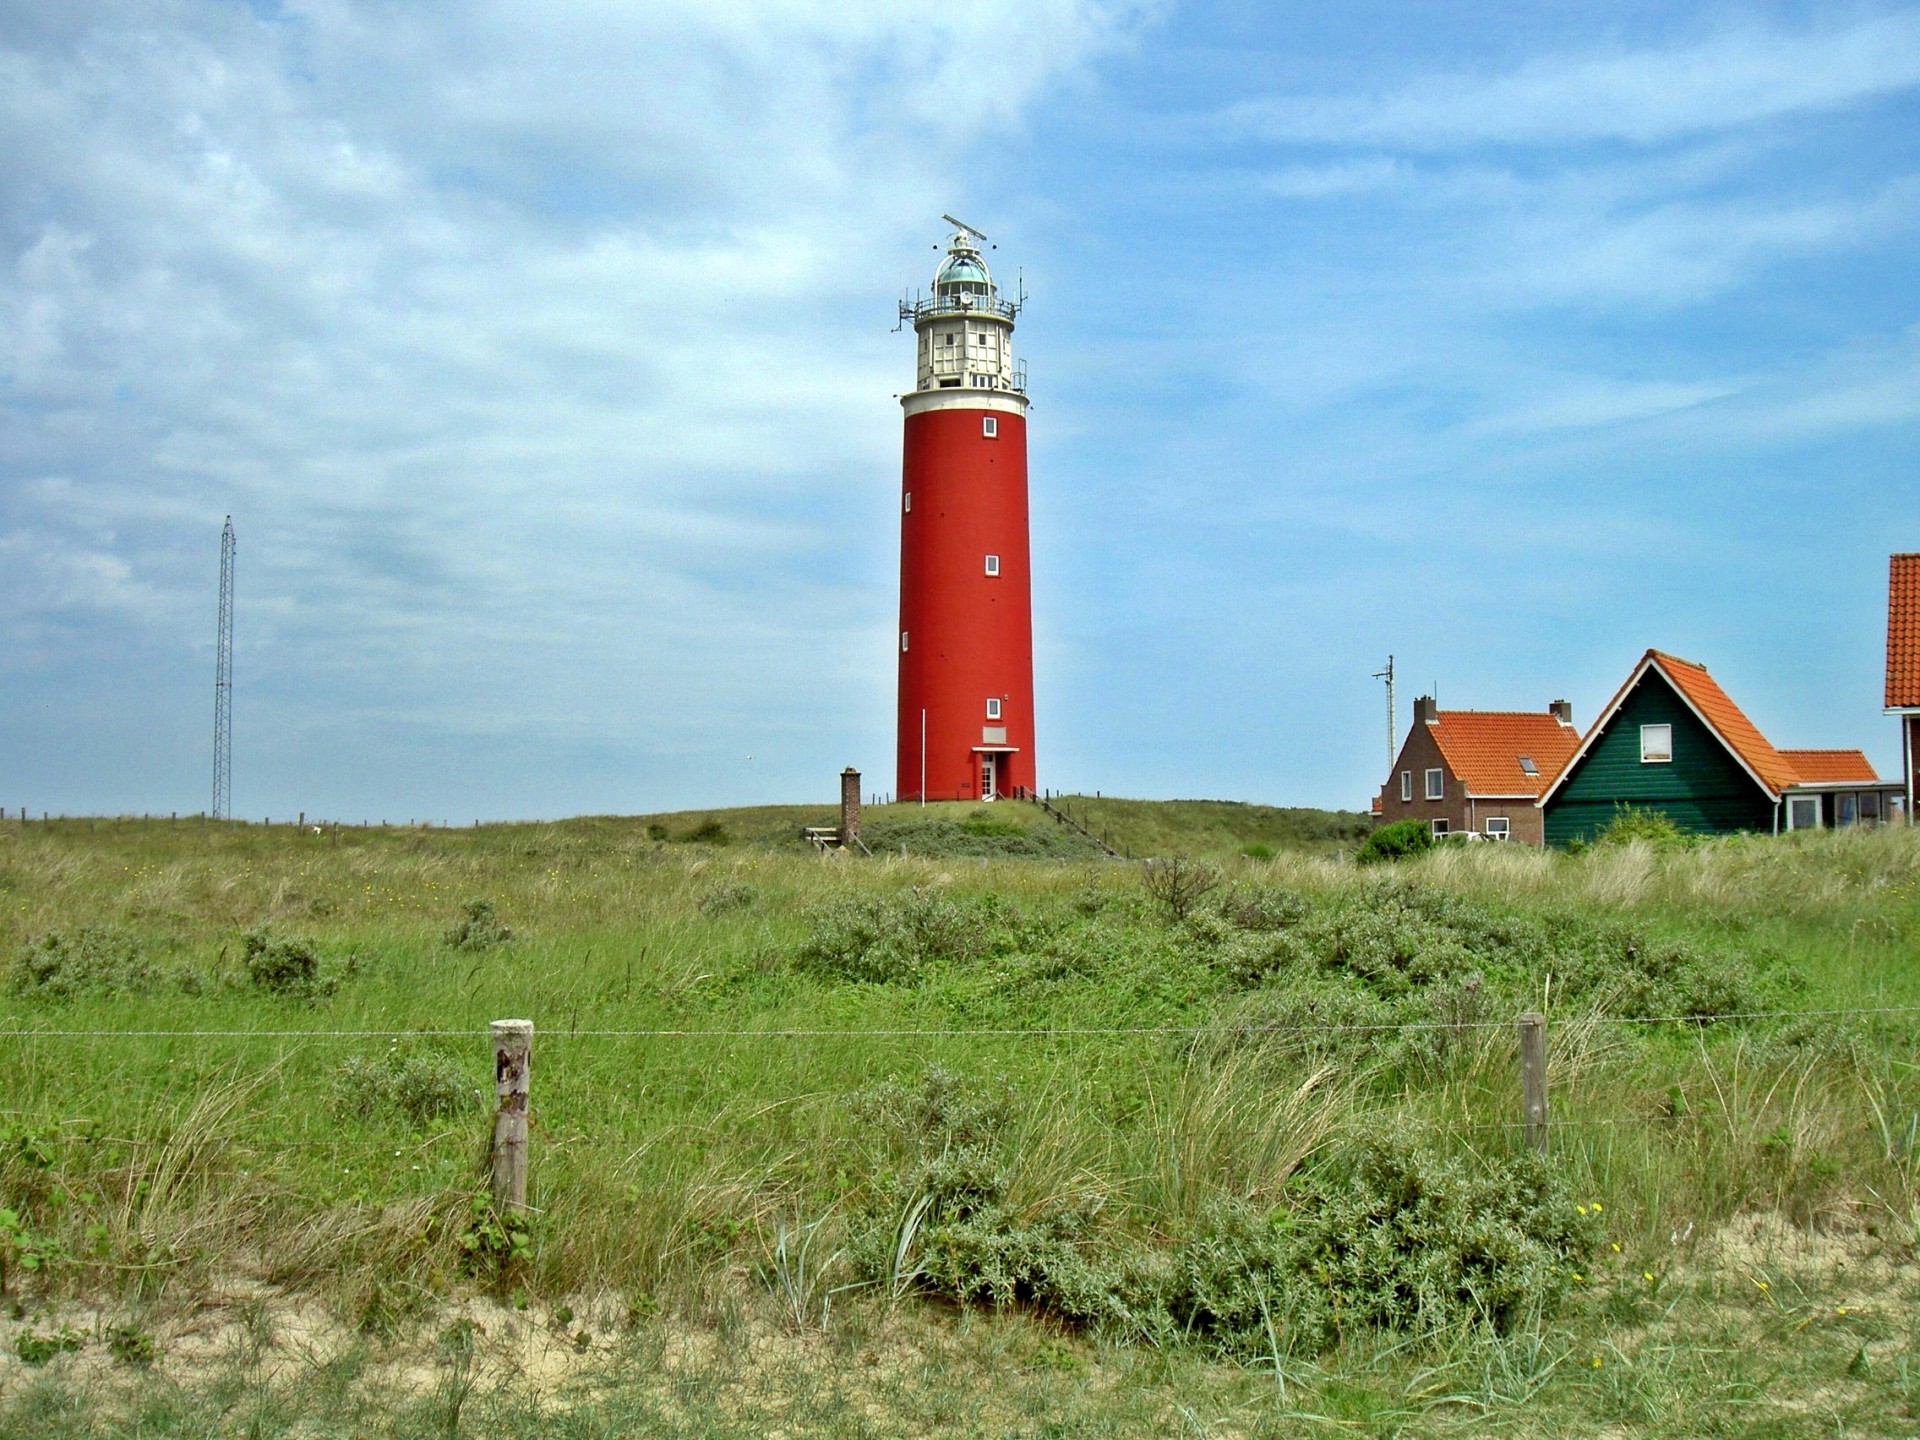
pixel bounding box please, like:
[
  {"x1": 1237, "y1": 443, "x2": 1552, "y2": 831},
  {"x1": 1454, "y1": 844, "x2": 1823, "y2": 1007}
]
[{"x1": 0, "y1": 809, "x2": 1915, "y2": 1435}]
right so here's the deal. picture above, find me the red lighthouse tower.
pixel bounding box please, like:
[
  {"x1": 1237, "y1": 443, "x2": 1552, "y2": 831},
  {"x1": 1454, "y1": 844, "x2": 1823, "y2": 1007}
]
[{"x1": 896, "y1": 217, "x2": 1035, "y2": 803}]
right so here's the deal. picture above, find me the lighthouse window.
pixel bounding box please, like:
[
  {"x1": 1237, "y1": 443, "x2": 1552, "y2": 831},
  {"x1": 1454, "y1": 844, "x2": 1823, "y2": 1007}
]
[
  {"x1": 903, "y1": 492, "x2": 911, "y2": 513},
  {"x1": 900, "y1": 631, "x2": 908, "y2": 652},
  {"x1": 986, "y1": 698, "x2": 1002, "y2": 720},
  {"x1": 944, "y1": 333, "x2": 956, "y2": 346},
  {"x1": 982, "y1": 416, "x2": 998, "y2": 438},
  {"x1": 984, "y1": 554, "x2": 1000, "y2": 576}
]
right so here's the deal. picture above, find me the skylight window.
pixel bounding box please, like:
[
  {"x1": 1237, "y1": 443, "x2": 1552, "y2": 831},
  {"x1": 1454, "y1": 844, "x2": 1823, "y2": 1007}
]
[{"x1": 1518, "y1": 756, "x2": 1538, "y2": 776}]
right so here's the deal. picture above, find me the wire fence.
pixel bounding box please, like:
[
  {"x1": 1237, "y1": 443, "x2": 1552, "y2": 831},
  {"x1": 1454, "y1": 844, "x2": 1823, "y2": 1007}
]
[
  {"x1": 5, "y1": 1005, "x2": 1915, "y2": 1187},
  {"x1": 3, "y1": 1003, "x2": 1918, "y2": 1041}
]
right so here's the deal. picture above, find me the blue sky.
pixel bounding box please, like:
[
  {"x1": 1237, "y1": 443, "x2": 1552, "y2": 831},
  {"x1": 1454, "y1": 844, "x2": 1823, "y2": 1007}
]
[{"x1": 2, "y1": 1, "x2": 1915, "y2": 820}]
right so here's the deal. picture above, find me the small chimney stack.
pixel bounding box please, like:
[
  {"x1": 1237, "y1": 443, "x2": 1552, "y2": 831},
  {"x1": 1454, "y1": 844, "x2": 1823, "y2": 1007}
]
[
  {"x1": 1413, "y1": 695, "x2": 1438, "y2": 727},
  {"x1": 1549, "y1": 699, "x2": 1573, "y2": 727},
  {"x1": 840, "y1": 767, "x2": 862, "y2": 848}
]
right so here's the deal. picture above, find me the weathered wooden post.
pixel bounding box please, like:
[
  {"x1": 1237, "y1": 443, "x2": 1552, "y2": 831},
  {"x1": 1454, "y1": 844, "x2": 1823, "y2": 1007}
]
[
  {"x1": 491, "y1": 1019, "x2": 533, "y2": 1213},
  {"x1": 840, "y1": 767, "x2": 862, "y2": 850},
  {"x1": 1518, "y1": 1011, "x2": 1548, "y2": 1156}
]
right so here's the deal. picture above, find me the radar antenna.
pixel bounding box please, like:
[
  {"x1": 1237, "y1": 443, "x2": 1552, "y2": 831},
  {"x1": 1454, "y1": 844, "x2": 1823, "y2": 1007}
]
[{"x1": 941, "y1": 213, "x2": 987, "y2": 244}]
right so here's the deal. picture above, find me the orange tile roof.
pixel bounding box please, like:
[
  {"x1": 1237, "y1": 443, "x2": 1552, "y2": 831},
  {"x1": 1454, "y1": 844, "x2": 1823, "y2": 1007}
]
[
  {"x1": 1648, "y1": 651, "x2": 1803, "y2": 795},
  {"x1": 1890, "y1": 554, "x2": 1920, "y2": 709},
  {"x1": 1430, "y1": 710, "x2": 1580, "y2": 797},
  {"x1": 1778, "y1": 749, "x2": 1882, "y2": 784}
]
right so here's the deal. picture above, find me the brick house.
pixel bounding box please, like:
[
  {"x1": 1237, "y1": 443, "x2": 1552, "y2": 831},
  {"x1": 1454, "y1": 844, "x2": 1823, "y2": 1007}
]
[
  {"x1": 1889, "y1": 553, "x2": 1919, "y2": 821},
  {"x1": 1375, "y1": 696, "x2": 1579, "y2": 844}
]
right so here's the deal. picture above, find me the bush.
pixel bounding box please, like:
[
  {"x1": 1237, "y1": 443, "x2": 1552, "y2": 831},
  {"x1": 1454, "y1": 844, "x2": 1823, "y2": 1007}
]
[
  {"x1": 1142, "y1": 856, "x2": 1222, "y2": 923},
  {"x1": 845, "y1": 1073, "x2": 1596, "y2": 1357},
  {"x1": 675, "y1": 818, "x2": 731, "y2": 846},
  {"x1": 15, "y1": 1326, "x2": 83, "y2": 1366},
  {"x1": 697, "y1": 883, "x2": 756, "y2": 917},
  {"x1": 1594, "y1": 806, "x2": 1688, "y2": 847},
  {"x1": 1355, "y1": 820, "x2": 1432, "y2": 866},
  {"x1": 106, "y1": 1323, "x2": 158, "y2": 1367},
  {"x1": 333, "y1": 1049, "x2": 476, "y2": 1127},
  {"x1": 862, "y1": 815, "x2": 1103, "y2": 860},
  {"x1": 243, "y1": 930, "x2": 336, "y2": 998},
  {"x1": 795, "y1": 890, "x2": 1031, "y2": 983},
  {"x1": 445, "y1": 898, "x2": 512, "y2": 951},
  {"x1": 1152, "y1": 1129, "x2": 1592, "y2": 1356},
  {"x1": 10, "y1": 928, "x2": 162, "y2": 998}
]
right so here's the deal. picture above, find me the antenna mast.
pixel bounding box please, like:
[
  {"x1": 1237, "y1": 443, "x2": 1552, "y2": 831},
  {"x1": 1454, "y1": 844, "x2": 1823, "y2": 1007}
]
[
  {"x1": 212, "y1": 516, "x2": 234, "y2": 820},
  {"x1": 1371, "y1": 654, "x2": 1396, "y2": 772}
]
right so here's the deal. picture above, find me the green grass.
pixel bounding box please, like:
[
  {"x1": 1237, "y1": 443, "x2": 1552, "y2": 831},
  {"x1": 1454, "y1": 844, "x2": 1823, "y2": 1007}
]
[{"x1": 0, "y1": 810, "x2": 1917, "y2": 1435}]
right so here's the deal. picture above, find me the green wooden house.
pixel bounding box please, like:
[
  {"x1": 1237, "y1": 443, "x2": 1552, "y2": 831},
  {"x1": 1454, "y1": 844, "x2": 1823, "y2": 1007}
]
[{"x1": 1538, "y1": 650, "x2": 1899, "y2": 846}]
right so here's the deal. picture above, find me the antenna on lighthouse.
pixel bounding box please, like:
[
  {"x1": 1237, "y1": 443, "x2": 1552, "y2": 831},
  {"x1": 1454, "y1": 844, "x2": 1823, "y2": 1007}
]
[
  {"x1": 1371, "y1": 654, "x2": 1396, "y2": 772},
  {"x1": 212, "y1": 516, "x2": 235, "y2": 821},
  {"x1": 941, "y1": 213, "x2": 987, "y2": 243}
]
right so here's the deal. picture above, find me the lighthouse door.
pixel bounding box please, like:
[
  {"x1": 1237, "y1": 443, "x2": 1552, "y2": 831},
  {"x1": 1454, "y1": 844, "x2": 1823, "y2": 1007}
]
[{"x1": 980, "y1": 753, "x2": 999, "y2": 801}]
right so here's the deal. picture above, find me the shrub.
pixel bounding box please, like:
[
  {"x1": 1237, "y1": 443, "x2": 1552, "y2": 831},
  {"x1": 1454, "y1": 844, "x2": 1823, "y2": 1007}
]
[
  {"x1": 243, "y1": 930, "x2": 335, "y2": 998},
  {"x1": 845, "y1": 1073, "x2": 1595, "y2": 1357},
  {"x1": 697, "y1": 883, "x2": 756, "y2": 917},
  {"x1": 445, "y1": 898, "x2": 513, "y2": 951},
  {"x1": 11, "y1": 928, "x2": 161, "y2": 998},
  {"x1": 106, "y1": 1323, "x2": 159, "y2": 1367},
  {"x1": 795, "y1": 890, "x2": 1025, "y2": 983},
  {"x1": 15, "y1": 1326, "x2": 83, "y2": 1366},
  {"x1": 1595, "y1": 806, "x2": 1688, "y2": 847},
  {"x1": 1152, "y1": 1129, "x2": 1592, "y2": 1356},
  {"x1": 1355, "y1": 820, "x2": 1432, "y2": 865},
  {"x1": 334, "y1": 1050, "x2": 477, "y2": 1128},
  {"x1": 862, "y1": 815, "x2": 1103, "y2": 860},
  {"x1": 675, "y1": 818, "x2": 731, "y2": 846},
  {"x1": 1142, "y1": 856, "x2": 1222, "y2": 923}
]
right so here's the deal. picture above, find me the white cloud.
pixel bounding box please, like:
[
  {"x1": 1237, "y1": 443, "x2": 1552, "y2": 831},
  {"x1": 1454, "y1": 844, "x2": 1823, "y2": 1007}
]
[
  {"x1": 0, "y1": 0, "x2": 1155, "y2": 812},
  {"x1": 1223, "y1": 11, "x2": 1920, "y2": 149}
]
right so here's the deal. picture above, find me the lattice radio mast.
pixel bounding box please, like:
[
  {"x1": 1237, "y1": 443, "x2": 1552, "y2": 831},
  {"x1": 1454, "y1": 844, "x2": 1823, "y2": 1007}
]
[
  {"x1": 212, "y1": 516, "x2": 234, "y2": 820},
  {"x1": 1371, "y1": 654, "x2": 1396, "y2": 772}
]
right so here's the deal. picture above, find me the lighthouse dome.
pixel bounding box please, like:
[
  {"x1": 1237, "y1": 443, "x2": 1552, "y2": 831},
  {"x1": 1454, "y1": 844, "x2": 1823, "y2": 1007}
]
[{"x1": 935, "y1": 251, "x2": 992, "y2": 295}]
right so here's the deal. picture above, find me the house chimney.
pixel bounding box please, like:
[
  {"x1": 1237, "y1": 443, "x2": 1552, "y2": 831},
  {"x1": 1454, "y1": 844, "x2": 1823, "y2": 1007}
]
[
  {"x1": 1413, "y1": 695, "x2": 1438, "y2": 727},
  {"x1": 840, "y1": 767, "x2": 862, "y2": 848},
  {"x1": 1549, "y1": 699, "x2": 1573, "y2": 727}
]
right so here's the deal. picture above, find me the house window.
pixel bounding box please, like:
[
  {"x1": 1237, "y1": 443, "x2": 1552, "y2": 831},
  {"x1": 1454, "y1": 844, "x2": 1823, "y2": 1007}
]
[
  {"x1": 1837, "y1": 792, "x2": 1858, "y2": 826},
  {"x1": 1640, "y1": 724, "x2": 1672, "y2": 763},
  {"x1": 982, "y1": 416, "x2": 998, "y2": 438},
  {"x1": 1425, "y1": 768, "x2": 1444, "y2": 800},
  {"x1": 1400, "y1": 771, "x2": 1412, "y2": 802},
  {"x1": 1518, "y1": 756, "x2": 1538, "y2": 777},
  {"x1": 1431, "y1": 819, "x2": 1450, "y2": 838},
  {"x1": 986, "y1": 698, "x2": 1001, "y2": 720},
  {"x1": 984, "y1": 554, "x2": 1000, "y2": 576},
  {"x1": 903, "y1": 492, "x2": 911, "y2": 513},
  {"x1": 1862, "y1": 792, "x2": 1881, "y2": 822},
  {"x1": 1786, "y1": 795, "x2": 1819, "y2": 830},
  {"x1": 900, "y1": 631, "x2": 908, "y2": 652},
  {"x1": 1485, "y1": 817, "x2": 1510, "y2": 841}
]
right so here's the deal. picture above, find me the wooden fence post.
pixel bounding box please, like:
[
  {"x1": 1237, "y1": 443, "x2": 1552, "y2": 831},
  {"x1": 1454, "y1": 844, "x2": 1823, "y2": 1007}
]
[
  {"x1": 491, "y1": 1019, "x2": 533, "y2": 1213},
  {"x1": 1518, "y1": 1011, "x2": 1548, "y2": 1155}
]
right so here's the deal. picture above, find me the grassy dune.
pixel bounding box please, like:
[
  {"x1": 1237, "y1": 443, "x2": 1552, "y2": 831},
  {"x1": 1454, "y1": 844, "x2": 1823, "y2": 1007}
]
[{"x1": 0, "y1": 810, "x2": 1917, "y2": 1436}]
